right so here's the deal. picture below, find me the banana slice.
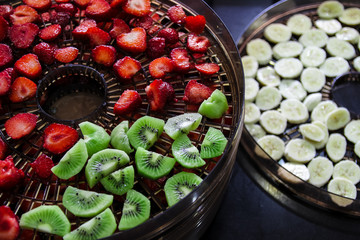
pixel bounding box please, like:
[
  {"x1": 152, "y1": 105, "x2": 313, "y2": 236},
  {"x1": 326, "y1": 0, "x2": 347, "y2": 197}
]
[
  {"x1": 325, "y1": 107, "x2": 350, "y2": 131},
  {"x1": 326, "y1": 133, "x2": 346, "y2": 163},
  {"x1": 279, "y1": 80, "x2": 307, "y2": 101},
  {"x1": 326, "y1": 37, "x2": 356, "y2": 60},
  {"x1": 273, "y1": 41, "x2": 303, "y2": 59},
  {"x1": 245, "y1": 78, "x2": 259, "y2": 102},
  {"x1": 280, "y1": 99, "x2": 308, "y2": 124},
  {"x1": 299, "y1": 29, "x2": 329, "y2": 48},
  {"x1": 246, "y1": 38, "x2": 272, "y2": 65},
  {"x1": 260, "y1": 110, "x2": 287, "y2": 135},
  {"x1": 355, "y1": 141, "x2": 360, "y2": 158},
  {"x1": 336, "y1": 27, "x2": 359, "y2": 44},
  {"x1": 306, "y1": 121, "x2": 329, "y2": 150},
  {"x1": 353, "y1": 56, "x2": 360, "y2": 72},
  {"x1": 344, "y1": 120, "x2": 360, "y2": 144},
  {"x1": 300, "y1": 46, "x2": 326, "y2": 67},
  {"x1": 286, "y1": 14, "x2": 312, "y2": 36},
  {"x1": 245, "y1": 102, "x2": 261, "y2": 124},
  {"x1": 311, "y1": 100, "x2": 338, "y2": 123},
  {"x1": 320, "y1": 57, "x2": 350, "y2": 77},
  {"x1": 339, "y1": 7, "x2": 360, "y2": 26},
  {"x1": 317, "y1": 1, "x2": 344, "y2": 19},
  {"x1": 333, "y1": 160, "x2": 360, "y2": 185},
  {"x1": 281, "y1": 162, "x2": 310, "y2": 181},
  {"x1": 307, "y1": 156, "x2": 333, "y2": 187},
  {"x1": 284, "y1": 138, "x2": 316, "y2": 163},
  {"x1": 257, "y1": 135, "x2": 285, "y2": 161},
  {"x1": 300, "y1": 67, "x2": 326, "y2": 93},
  {"x1": 274, "y1": 58, "x2": 303, "y2": 78},
  {"x1": 315, "y1": 19, "x2": 342, "y2": 35},
  {"x1": 245, "y1": 123, "x2": 266, "y2": 141},
  {"x1": 256, "y1": 66, "x2": 280, "y2": 87},
  {"x1": 264, "y1": 23, "x2": 292, "y2": 43},
  {"x1": 328, "y1": 177, "x2": 356, "y2": 207},
  {"x1": 255, "y1": 86, "x2": 282, "y2": 111},
  {"x1": 242, "y1": 55, "x2": 259, "y2": 78},
  {"x1": 299, "y1": 123, "x2": 325, "y2": 142},
  {"x1": 303, "y1": 93, "x2": 322, "y2": 112}
]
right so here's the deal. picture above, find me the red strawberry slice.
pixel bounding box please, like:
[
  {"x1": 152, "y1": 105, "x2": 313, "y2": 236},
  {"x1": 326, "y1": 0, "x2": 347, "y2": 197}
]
[
  {"x1": 195, "y1": 62, "x2": 220, "y2": 76},
  {"x1": 116, "y1": 27, "x2": 147, "y2": 53},
  {"x1": 157, "y1": 28, "x2": 179, "y2": 44},
  {"x1": 145, "y1": 79, "x2": 175, "y2": 111},
  {"x1": 123, "y1": 0, "x2": 150, "y2": 17},
  {"x1": 149, "y1": 57, "x2": 174, "y2": 79},
  {"x1": 74, "y1": 0, "x2": 91, "y2": 9},
  {"x1": 50, "y1": 11, "x2": 71, "y2": 28},
  {"x1": 0, "y1": 44, "x2": 13, "y2": 68},
  {"x1": 129, "y1": 15, "x2": 153, "y2": 30},
  {"x1": 8, "y1": 23, "x2": 39, "y2": 49},
  {"x1": 147, "y1": 37, "x2": 165, "y2": 59},
  {"x1": 87, "y1": 27, "x2": 111, "y2": 46},
  {"x1": 33, "y1": 42, "x2": 57, "y2": 65},
  {"x1": 0, "y1": 16, "x2": 8, "y2": 42},
  {"x1": 5, "y1": 113, "x2": 38, "y2": 140},
  {"x1": 30, "y1": 154, "x2": 54, "y2": 179},
  {"x1": 111, "y1": 0, "x2": 127, "y2": 8},
  {"x1": 9, "y1": 77, "x2": 37, "y2": 103},
  {"x1": 110, "y1": 18, "x2": 130, "y2": 39},
  {"x1": 72, "y1": 19, "x2": 97, "y2": 39},
  {"x1": 39, "y1": 24, "x2": 62, "y2": 41},
  {"x1": 14, "y1": 53, "x2": 42, "y2": 79},
  {"x1": 10, "y1": 5, "x2": 39, "y2": 25},
  {"x1": 167, "y1": 5, "x2": 186, "y2": 25},
  {"x1": 113, "y1": 56, "x2": 141, "y2": 81},
  {"x1": 0, "y1": 138, "x2": 7, "y2": 160},
  {"x1": 0, "y1": 206, "x2": 19, "y2": 240},
  {"x1": 114, "y1": 89, "x2": 142, "y2": 115},
  {"x1": 0, "y1": 156, "x2": 24, "y2": 191},
  {"x1": 185, "y1": 15, "x2": 206, "y2": 34},
  {"x1": 187, "y1": 33, "x2": 210, "y2": 53},
  {"x1": 92, "y1": 45, "x2": 116, "y2": 67},
  {"x1": 85, "y1": 0, "x2": 112, "y2": 21},
  {"x1": 170, "y1": 48, "x2": 192, "y2": 73},
  {"x1": 56, "y1": 3, "x2": 77, "y2": 17},
  {"x1": 43, "y1": 123, "x2": 79, "y2": 154},
  {"x1": 0, "y1": 70, "x2": 12, "y2": 96},
  {"x1": 183, "y1": 80, "x2": 212, "y2": 104},
  {"x1": 0, "y1": 5, "x2": 13, "y2": 19},
  {"x1": 23, "y1": 0, "x2": 52, "y2": 11},
  {"x1": 54, "y1": 46, "x2": 79, "y2": 63}
]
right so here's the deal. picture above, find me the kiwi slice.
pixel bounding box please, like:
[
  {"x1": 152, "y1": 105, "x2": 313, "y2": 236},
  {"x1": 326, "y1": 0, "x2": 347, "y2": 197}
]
[
  {"x1": 62, "y1": 186, "x2": 114, "y2": 217},
  {"x1": 100, "y1": 165, "x2": 135, "y2": 195},
  {"x1": 200, "y1": 127, "x2": 228, "y2": 159},
  {"x1": 85, "y1": 149, "x2": 130, "y2": 188},
  {"x1": 171, "y1": 134, "x2": 206, "y2": 168},
  {"x1": 51, "y1": 139, "x2": 88, "y2": 179},
  {"x1": 19, "y1": 205, "x2": 70, "y2": 237},
  {"x1": 79, "y1": 121, "x2": 111, "y2": 157},
  {"x1": 110, "y1": 121, "x2": 133, "y2": 154},
  {"x1": 135, "y1": 147, "x2": 176, "y2": 180},
  {"x1": 127, "y1": 116, "x2": 165, "y2": 150},
  {"x1": 118, "y1": 189, "x2": 150, "y2": 231},
  {"x1": 164, "y1": 113, "x2": 202, "y2": 140},
  {"x1": 63, "y1": 208, "x2": 117, "y2": 240},
  {"x1": 198, "y1": 89, "x2": 229, "y2": 119},
  {"x1": 164, "y1": 171, "x2": 203, "y2": 207}
]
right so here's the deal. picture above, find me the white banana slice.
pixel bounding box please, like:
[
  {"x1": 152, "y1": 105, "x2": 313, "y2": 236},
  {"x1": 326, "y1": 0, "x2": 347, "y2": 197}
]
[
  {"x1": 257, "y1": 135, "x2": 285, "y2": 161},
  {"x1": 320, "y1": 57, "x2": 350, "y2": 77},
  {"x1": 286, "y1": 14, "x2": 312, "y2": 36},
  {"x1": 264, "y1": 23, "x2": 292, "y2": 43},
  {"x1": 307, "y1": 156, "x2": 333, "y2": 187},
  {"x1": 339, "y1": 7, "x2": 360, "y2": 26},
  {"x1": 333, "y1": 160, "x2": 360, "y2": 185},
  {"x1": 284, "y1": 138, "x2": 316, "y2": 163},
  {"x1": 255, "y1": 86, "x2": 282, "y2": 111},
  {"x1": 325, "y1": 107, "x2": 350, "y2": 131},
  {"x1": 280, "y1": 99, "x2": 309, "y2": 124},
  {"x1": 273, "y1": 41, "x2": 303, "y2": 59},
  {"x1": 242, "y1": 55, "x2": 259, "y2": 78},
  {"x1": 300, "y1": 46, "x2": 326, "y2": 67},
  {"x1": 326, "y1": 37, "x2": 356, "y2": 60},
  {"x1": 300, "y1": 67, "x2": 326, "y2": 93},
  {"x1": 246, "y1": 38, "x2": 273, "y2": 65},
  {"x1": 281, "y1": 162, "x2": 310, "y2": 181},
  {"x1": 328, "y1": 177, "x2": 356, "y2": 207},
  {"x1": 299, "y1": 123, "x2": 325, "y2": 142},
  {"x1": 245, "y1": 123, "x2": 266, "y2": 141},
  {"x1": 317, "y1": 0, "x2": 344, "y2": 19},
  {"x1": 315, "y1": 19, "x2": 342, "y2": 35},
  {"x1": 355, "y1": 141, "x2": 360, "y2": 158},
  {"x1": 306, "y1": 121, "x2": 329, "y2": 150},
  {"x1": 311, "y1": 100, "x2": 338, "y2": 123},
  {"x1": 279, "y1": 80, "x2": 307, "y2": 101},
  {"x1": 326, "y1": 133, "x2": 346, "y2": 163},
  {"x1": 299, "y1": 29, "x2": 329, "y2": 48},
  {"x1": 336, "y1": 27, "x2": 359, "y2": 44},
  {"x1": 303, "y1": 93, "x2": 322, "y2": 112},
  {"x1": 344, "y1": 120, "x2": 360, "y2": 144},
  {"x1": 256, "y1": 66, "x2": 280, "y2": 87},
  {"x1": 260, "y1": 110, "x2": 287, "y2": 135},
  {"x1": 353, "y1": 56, "x2": 360, "y2": 72},
  {"x1": 245, "y1": 102, "x2": 261, "y2": 124},
  {"x1": 274, "y1": 58, "x2": 303, "y2": 78},
  {"x1": 245, "y1": 78, "x2": 259, "y2": 102}
]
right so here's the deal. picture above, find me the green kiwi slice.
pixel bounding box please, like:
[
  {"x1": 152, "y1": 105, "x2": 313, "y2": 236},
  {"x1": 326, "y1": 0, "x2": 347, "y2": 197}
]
[
  {"x1": 62, "y1": 186, "x2": 114, "y2": 217},
  {"x1": 135, "y1": 147, "x2": 176, "y2": 180},
  {"x1": 63, "y1": 208, "x2": 116, "y2": 240},
  {"x1": 100, "y1": 165, "x2": 134, "y2": 195},
  {"x1": 19, "y1": 205, "x2": 70, "y2": 237},
  {"x1": 79, "y1": 121, "x2": 111, "y2": 157},
  {"x1": 164, "y1": 172, "x2": 203, "y2": 207},
  {"x1": 118, "y1": 189, "x2": 150, "y2": 231},
  {"x1": 200, "y1": 127, "x2": 228, "y2": 159},
  {"x1": 51, "y1": 139, "x2": 88, "y2": 179},
  {"x1": 110, "y1": 121, "x2": 133, "y2": 154},
  {"x1": 164, "y1": 113, "x2": 202, "y2": 140},
  {"x1": 127, "y1": 116, "x2": 165, "y2": 150},
  {"x1": 171, "y1": 134, "x2": 206, "y2": 168},
  {"x1": 85, "y1": 149, "x2": 130, "y2": 188},
  {"x1": 198, "y1": 89, "x2": 229, "y2": 119}
]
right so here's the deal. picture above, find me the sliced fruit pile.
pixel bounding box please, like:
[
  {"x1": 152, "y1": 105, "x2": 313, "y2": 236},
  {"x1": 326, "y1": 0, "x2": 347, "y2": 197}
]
[{"x1": 243, "y1": 0, "x2": 360, "y2": 207}]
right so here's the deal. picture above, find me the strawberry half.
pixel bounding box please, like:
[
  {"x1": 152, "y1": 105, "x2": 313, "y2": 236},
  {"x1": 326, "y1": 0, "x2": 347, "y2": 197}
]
[
  {"x1": 74, "y1": 0, "x2": 91, "y2": 9},
  {"x1": 0, "y1": 156, "x2": 24, "y2": 192},
  {"x1": 0, "y1": 44, "x2": 13, "y2": 68},
  {"x1": 149, "y1": 57, "x2": 174, "y2": 79},
  {"x1": 195, "y1": 62, "x2": 220, "y2": 76},
  {"x1": 87, "y1": 27, "x2": 111, "y2": 46},
  {"x1": 0, "y1": 70, "x2": 12, "y2": 96},
  {"x1": 0, "y1": 5, "x2": 13, "y2": 19},
  {"x1": 170, "y1": 47, "x2": 192, "y2": 73},
  {"x1": 114, "y1": 89, "x2": 142, "y2": 115},
  {"x1": 157, "y1": 28, "x2": 179, "y2": 44},
  {"x1": 30, "y1": 154, "x2": 54, "y2": 179},
  {"x1": 54, "y1": 46, "x2": 79, "y2": 63},
  {"x1": 23, "y1": 0, "x2": 52, "y2": 11},
  {"x1": 0, "y1": 138, "x2": 7, "y2": 160},
  {"x1": 183, "y1": 80, "x2": 212, "y2": 104},
  {"x1": 117, "y1": 27, "x2": 147, "y2": 53},
  {"x1": 187, "y1": 33, "x2": 210, "y2": 53},
  {"x1": 8, "y1": 23, "x2": 39, "y2": 49},
  {"x1": 113, "y1": 56, "x2": 142, "y2": 81},
  {"x1": 0, "y1": 16, "x2": 8, "y2": 42},
  {"x1": 9, "y1": 77, "x2": 37, "y2": 103},
  {"x1": 123, "y1": 0, "x2": 150, "y2": 17},
  {"x1": 147, "y1": 37, "x2": 165, "y2": 59},
  {"x1": 110, "y1": 18, "x2": 130, "y2": 39},
  {"x1": 43, "y1": 123, "x2": 79, "y2": 154},
  {"x1": 145, "y1": 79, "x2": 175, "y2": 111},
  {"x1": 14, "y1": 53, "x2": 42, "y2": 79},
  {"x1": 167, "y1": 5, "x2": 186, "y2": 25},
  {"x1": 85, "y1": 0, "x2": 112, "y2": 21},
  {"x1": 55, "y1": 3, "x2": 77, "y2": 17},
  {"x1": 72, "y1": 19, "x2": 97, "y2": 40},
  {"x1": 0, "y1": 206, "x2": 20, "y2": 240},
  {"x1": 50, "y1": 11, "x2": 70, "y2": 27},
  {"x1": 92, "y1": 45, "x2": 116, "y2": 67},
  {"x1": 10, "y1": 5, "x2": 39, "y2": 25},
  {"x1": 5, "y1": 113, "x2": 38, "y2": 140},
  {"x1": 39, "y1": 24, "x2": 62, "y2": 41},
  {"x1": 185, "y1": 15, "x2": 206, "y2": 34},
  {"x1": 33, "y1": 42, "x2": 57, "y2": 65}
]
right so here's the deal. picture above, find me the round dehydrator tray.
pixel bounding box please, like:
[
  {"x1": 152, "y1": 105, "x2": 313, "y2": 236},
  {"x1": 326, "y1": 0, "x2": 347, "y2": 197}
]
[
  {"x1": 237, "y1": 0, "x2": 360, "y2": 219},
  {"x1": 0, "y1": 0, "x2": 244, "y2": 239}
]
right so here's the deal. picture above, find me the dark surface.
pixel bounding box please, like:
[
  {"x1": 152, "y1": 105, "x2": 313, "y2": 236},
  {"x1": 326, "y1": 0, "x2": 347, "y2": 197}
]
[{"x1": 201, "y1": 0, "x2": 360, "y2": 239}]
